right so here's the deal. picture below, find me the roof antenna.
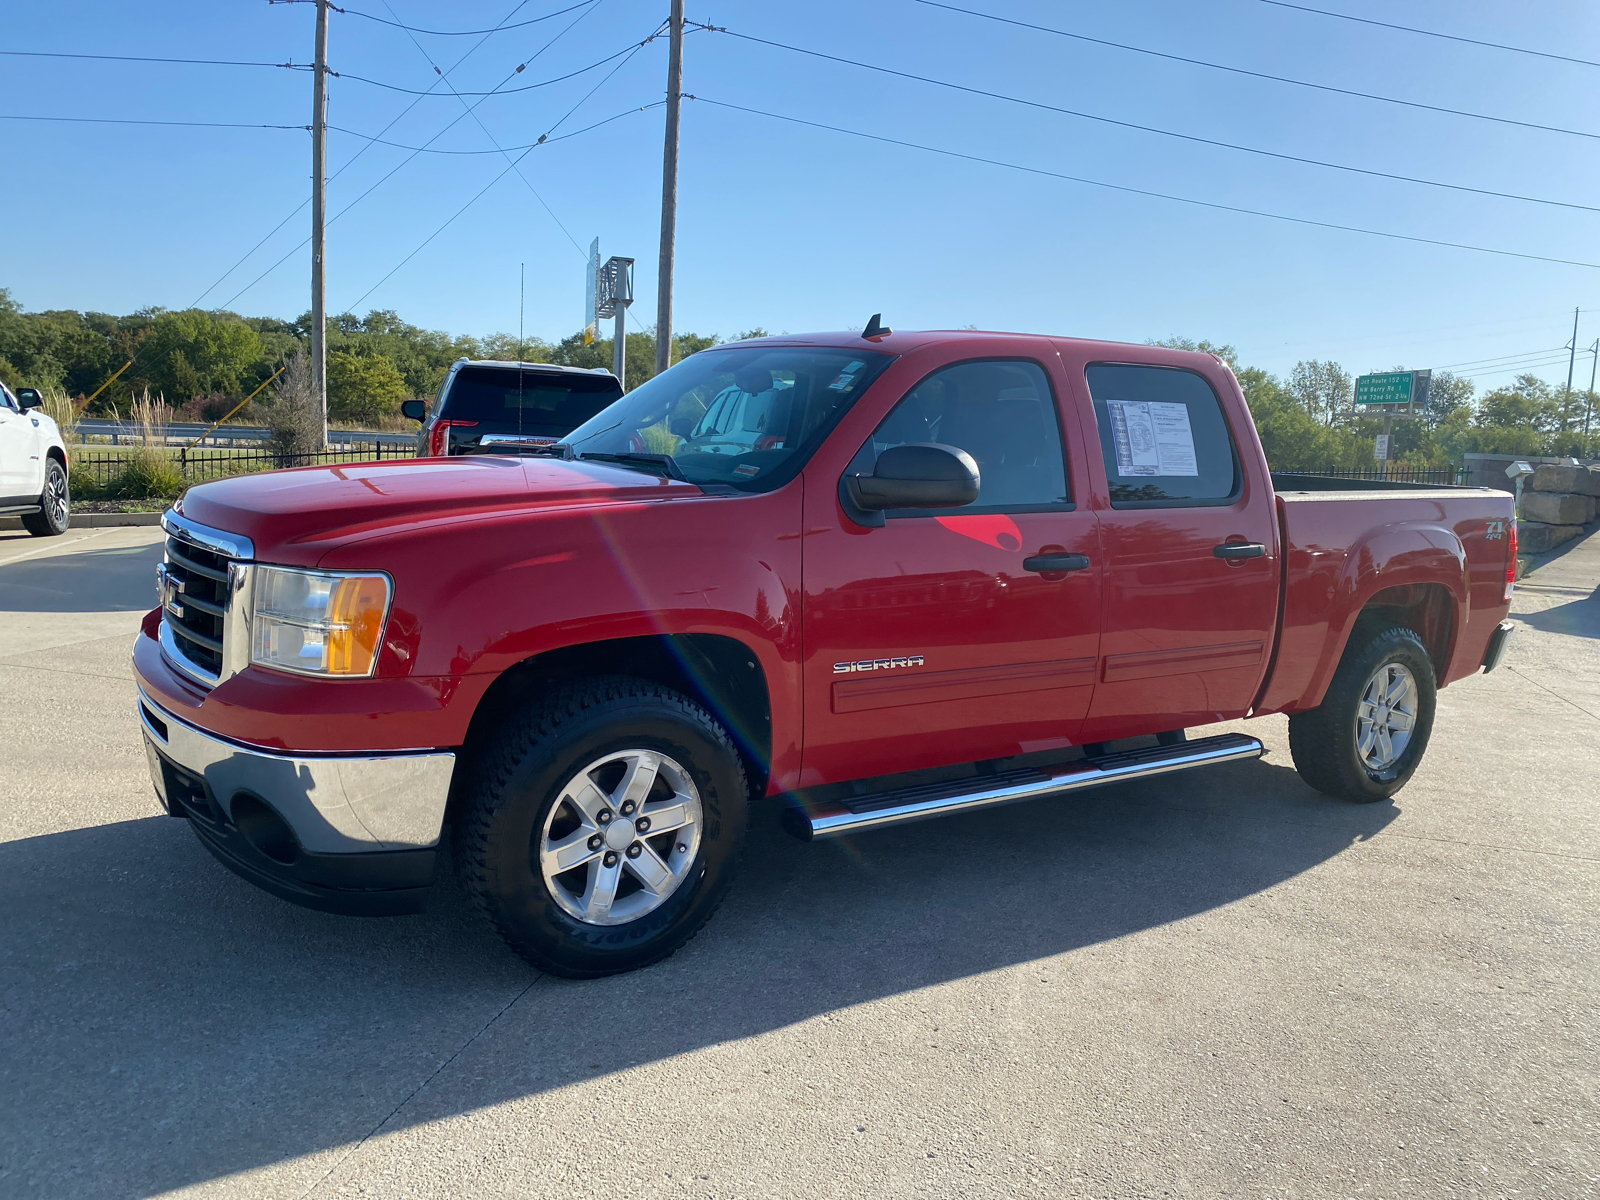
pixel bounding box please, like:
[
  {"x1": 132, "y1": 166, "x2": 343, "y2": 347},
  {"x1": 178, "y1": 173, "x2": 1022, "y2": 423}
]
[{"x1": 861, "y1": 313, "x2": 891, "y2": 340}]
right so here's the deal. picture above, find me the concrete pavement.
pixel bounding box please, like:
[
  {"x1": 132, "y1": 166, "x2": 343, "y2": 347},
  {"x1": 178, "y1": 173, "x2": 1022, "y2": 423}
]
[{"x1": 1, "y1": 523, "x2": 1596, "y2": 1198}]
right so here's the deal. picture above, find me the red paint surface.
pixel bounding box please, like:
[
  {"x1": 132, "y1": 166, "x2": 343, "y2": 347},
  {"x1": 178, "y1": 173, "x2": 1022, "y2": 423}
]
[{"x1": 134, "y1": 329, "x2": 1514, "y2": 795}]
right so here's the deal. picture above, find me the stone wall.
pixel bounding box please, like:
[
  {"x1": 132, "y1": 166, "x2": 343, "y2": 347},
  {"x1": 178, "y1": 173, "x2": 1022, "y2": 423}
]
[{"x1": 1518, "y1": 463, "x2": 1600, "y2": 553}]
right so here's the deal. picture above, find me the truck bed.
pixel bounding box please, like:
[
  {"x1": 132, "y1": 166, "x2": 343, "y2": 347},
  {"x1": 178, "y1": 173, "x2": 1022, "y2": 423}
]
[{"x1": 1257, "y1": 480, "x2": 1514, "y2": 716}]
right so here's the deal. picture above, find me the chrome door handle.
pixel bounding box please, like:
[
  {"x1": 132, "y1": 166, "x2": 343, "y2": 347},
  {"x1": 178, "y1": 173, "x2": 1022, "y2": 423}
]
[
  {"x1": 1023, "y1": 553, "x2": 1091, "y2": 573},
  {"x1": 1213, "y1": 543, "x2": 1267, "y2": 560}
]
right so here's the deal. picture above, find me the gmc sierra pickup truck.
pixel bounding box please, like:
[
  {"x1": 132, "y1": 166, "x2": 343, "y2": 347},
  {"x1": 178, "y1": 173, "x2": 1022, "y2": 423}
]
[{"x1": 135, "y1": 328, "x2": 1517, "y2": 977}]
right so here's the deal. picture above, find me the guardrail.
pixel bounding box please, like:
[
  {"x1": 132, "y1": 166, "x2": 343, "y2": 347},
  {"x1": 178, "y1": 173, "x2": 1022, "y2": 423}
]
[{"x1": 75, "y1": 419, "x2": 416, "y2": 448}]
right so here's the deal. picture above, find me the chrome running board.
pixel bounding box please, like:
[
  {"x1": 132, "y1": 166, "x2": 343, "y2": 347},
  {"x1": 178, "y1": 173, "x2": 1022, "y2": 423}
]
[{"x1": 787, "y1": 733, "x2": 1264, "y2": 841}]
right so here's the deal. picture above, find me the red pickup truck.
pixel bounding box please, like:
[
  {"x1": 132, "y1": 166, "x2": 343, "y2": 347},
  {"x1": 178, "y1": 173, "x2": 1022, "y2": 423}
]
[{"x1": 135, "y1": 328, "x2": 1517, "y2": 977}]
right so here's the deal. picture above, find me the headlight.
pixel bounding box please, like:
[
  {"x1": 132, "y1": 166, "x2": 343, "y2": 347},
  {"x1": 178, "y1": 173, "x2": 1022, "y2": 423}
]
[{"x1": 250, "y1": 566, "x2": 392, "y2": 678}]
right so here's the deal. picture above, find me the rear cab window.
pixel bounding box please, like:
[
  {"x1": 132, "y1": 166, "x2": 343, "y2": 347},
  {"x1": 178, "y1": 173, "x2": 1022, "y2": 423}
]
[
  {"x1": 441, "y1": 366, "x2": 621, "y2": 436},
  {"x1": 1084, "y1": 363, "x2": 1240, "y2": 507}
]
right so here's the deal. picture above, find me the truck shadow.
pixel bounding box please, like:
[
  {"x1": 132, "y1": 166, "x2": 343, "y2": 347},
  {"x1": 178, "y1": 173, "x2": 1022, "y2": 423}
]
[
  {"x1": 1, "y1": 754, "x2": 1394, "y2": 1197},
  {"x1": 1516, "y1": 590, "x2": 1600, "y2": 640},
  {"x1": 0, "y1": 541, "x2": 164, "y2": 613}
]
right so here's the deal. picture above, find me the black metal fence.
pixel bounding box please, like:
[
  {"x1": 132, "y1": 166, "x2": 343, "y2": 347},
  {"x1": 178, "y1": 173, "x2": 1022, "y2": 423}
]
[
  {"x1": 1275, "y1": 467, "x2": 1467, "y2": 485},
  {"x1": 72, "y1": 442, "x2": 415, "y2": 488}
]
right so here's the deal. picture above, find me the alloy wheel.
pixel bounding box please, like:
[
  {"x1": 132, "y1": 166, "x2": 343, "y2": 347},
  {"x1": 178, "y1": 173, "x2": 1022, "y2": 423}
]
[
  {"x1": 45, "y1": 464, "x2": 68, "y2": 526},
  {"x1": 537, "y1": 749, "x2": 703, "y2": 926},
  {"x1": 1355, "y1": 662, "x2": 1418, "y2": 772}
]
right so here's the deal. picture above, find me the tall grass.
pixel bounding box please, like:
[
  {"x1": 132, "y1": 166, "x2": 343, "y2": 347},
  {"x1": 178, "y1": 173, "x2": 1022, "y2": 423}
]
[
  {"x1": 89, "y1": 391, "x2": 185, "y2": 500},
  {"x1": 39, "y1": 384, "x2": 78, "y2": 443}
]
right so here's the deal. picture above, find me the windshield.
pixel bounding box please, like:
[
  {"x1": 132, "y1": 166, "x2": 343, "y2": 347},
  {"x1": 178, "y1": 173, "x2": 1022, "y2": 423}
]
[
  {"x1": 562, "y1": 345, "x2": 894, "y2": 490},
  {"x1": 441, "y1": 365, "x2": 621, "y2": 433}
]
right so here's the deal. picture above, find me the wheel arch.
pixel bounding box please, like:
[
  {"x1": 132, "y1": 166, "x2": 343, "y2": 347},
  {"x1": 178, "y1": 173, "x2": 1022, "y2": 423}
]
[
  {"x1": 1281, "y1": 523, "x2": 1466, "y2": 713},
  {"x1": 1350, "y1": 582, "x2": 1456, "y2": 684},
  {"x1": 452, "y1": 633, "x2": 774, "y2": 814}
]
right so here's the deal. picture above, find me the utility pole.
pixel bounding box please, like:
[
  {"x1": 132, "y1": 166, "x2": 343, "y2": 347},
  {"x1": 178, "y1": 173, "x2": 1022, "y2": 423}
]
[
  {"x1": 1565, "y1": 305, "x2": 1579, "y2": 398},
  {"x1": 1587, "y1": 338, "x2": 1598, "y2": 438},
  {"x1": 311, "y1": 0, "x2": 330, "y2": 448},
  {"x1": 655, "y1": 0, "x2": 684, "y2": 376}
]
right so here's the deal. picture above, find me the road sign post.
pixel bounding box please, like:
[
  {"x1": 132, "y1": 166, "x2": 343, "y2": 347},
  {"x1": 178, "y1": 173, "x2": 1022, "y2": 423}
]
[
  {"x1": 1354, "y1": 369, "x2": 1431, "y2": 481},
  {"x1": 583, "y1": 238, "x2": 601, "y2": 344},
  {"x1": 596, "y1": 256, "x2": 635, "y2": 389}
]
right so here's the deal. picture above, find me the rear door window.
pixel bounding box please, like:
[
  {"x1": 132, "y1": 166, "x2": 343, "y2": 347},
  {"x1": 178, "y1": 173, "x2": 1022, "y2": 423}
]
[
  {"x1": 441, "y1": 366, "x2": 621, "y2": 433},
  {"x1": 846, "y1": 358, "x2": 1071, "y2": 514},
  {"x1": 1085, "y1": 364, "x2": 1239, "y2": 507}
]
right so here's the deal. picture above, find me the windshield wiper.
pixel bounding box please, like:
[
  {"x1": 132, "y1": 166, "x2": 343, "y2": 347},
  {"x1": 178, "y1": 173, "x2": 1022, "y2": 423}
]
[
  {"x1": 578, "y1": 452, "x2": 686, "y2": 481},
  {"x1": 488, "y1": 441, "x2": 571, "y2": 458}
]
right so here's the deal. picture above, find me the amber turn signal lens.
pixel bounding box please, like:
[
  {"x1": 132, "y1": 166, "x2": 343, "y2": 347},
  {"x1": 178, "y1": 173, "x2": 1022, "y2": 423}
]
[{"x1": 325, "y1": 575, "x2": 390, "y2": 675}]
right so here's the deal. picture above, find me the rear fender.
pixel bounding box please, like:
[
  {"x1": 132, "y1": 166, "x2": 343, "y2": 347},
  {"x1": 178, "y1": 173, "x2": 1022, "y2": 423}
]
[{"x1": 1294, "y1": 523, "x2": 1467, "y2": 712}]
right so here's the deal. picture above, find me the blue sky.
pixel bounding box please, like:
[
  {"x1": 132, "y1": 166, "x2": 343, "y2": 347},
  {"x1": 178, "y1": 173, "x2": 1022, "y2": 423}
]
[{"x1": 3, "y1": 0, "x2": 1598, "y2": 390}]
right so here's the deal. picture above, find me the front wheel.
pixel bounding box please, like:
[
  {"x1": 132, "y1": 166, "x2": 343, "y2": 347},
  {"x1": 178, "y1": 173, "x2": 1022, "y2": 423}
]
[
  {"x1": 22, "y1": 458, "x2": 69, "y2": 537},
  {"x1": 1289, "y1": 625, "x2": 1437, "y2": 803},
  {"x1": 456, "y1": 677, "x2": 749, "y2": 977}
]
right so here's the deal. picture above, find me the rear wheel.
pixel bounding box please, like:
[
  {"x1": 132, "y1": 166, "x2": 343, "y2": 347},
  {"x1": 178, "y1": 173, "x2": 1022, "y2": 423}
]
[
  {"x1": 1289, "y1": 625, "x2": 1437, "y2": 803},
  {"x1": 22, "y1": 458, "x2": 69, "y2": 537},
  {"x1": 456, "y1": 677, "x2": 748, "y2": 977}
]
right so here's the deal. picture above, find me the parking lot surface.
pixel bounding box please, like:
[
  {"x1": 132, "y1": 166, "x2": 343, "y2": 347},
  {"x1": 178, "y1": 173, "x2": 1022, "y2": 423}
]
[{"x1": 2, "y1": 523, "x2": 1596, "y2": 1199}]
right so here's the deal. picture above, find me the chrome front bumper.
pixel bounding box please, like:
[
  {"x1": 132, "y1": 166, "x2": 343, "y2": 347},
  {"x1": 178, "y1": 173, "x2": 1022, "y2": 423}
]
[{"x1": 137, "y1": 689, "x2": 456, "y2": 855}]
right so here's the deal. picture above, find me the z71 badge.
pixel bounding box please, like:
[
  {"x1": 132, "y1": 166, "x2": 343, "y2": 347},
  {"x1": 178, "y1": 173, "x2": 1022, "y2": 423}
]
[
  {"x1": 834, "y1": 655, "x2": 925, "y2": 674},
  {"x1": 1485, "y1": 520, "x2": 1506, "y2": 541}
]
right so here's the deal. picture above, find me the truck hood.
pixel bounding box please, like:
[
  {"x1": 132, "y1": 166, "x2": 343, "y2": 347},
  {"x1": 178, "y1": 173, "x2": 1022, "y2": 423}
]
[{"x1": 178, "y1": 455, "x2": 701, "y2": 561}]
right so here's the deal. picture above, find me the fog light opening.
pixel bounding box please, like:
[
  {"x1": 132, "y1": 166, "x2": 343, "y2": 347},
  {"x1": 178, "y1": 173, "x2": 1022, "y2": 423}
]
[{"x1": 230, "y1": 791, "x2": 300, "y2": 865}]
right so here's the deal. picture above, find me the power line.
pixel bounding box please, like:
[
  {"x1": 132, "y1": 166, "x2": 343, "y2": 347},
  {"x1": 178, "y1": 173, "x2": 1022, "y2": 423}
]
[
  {"x1": 1459, "y1": 358, "x2": 1575, "y2": 382},
  {"x1": 0, "y1": 48, "x2": 306, "y2": 69},
  {"x1": 1255, "y1": 1, "x2": 1600, "y2": 70},
  {"x1": 1438, "y1": 346, "x2": 1566, "y2": 369},
  {"x1": 686, "y1": 95, "x2": 1600, "y2": 270},
  {"x1": 696, "y1": 24, "x2": 1600, "y2": 216},
  {"x1": 342, "y1": 102, "x2": 662, "y2": 312},
  {"x1": 333, "y1": 1, "x2": 591, "y2": 36},
  {"x1": 193, "y1": 0, "x2": 545, "y2": 309},
  {"x1": 370, "y1": 0, "x2": 627, "y2": 257},
  {"x1": 325, "y1": 124, "x2": 576, "y2": 152},
  {"x1": 330, "y1": 36, "x2": 641, "y2": 97},
  {"x1": 0, "y1": 113, "x2": 306, "y2": 129},
  {"x1": 216, "y1": 0, "x2": 606, "y2": 310},
  {"x1": 912, "y1": 0, "x2": 1600, "y2": 143}
]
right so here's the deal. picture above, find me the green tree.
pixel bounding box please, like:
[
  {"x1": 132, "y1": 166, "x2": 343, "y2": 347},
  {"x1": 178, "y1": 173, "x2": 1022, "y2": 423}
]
[
  {"x1": 327, "y1": 349, "x2": 409, "y2": 423},
  {"x1": 1288, "y1": 359, "x2": 1352, "y2": 426},
  {"x1": 138, "y1": 309, "x2": 262, "y2": 402}
]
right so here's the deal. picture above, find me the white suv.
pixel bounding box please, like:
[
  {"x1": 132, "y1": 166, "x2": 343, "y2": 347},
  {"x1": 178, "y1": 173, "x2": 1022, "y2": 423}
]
[{"x1": 0, "y1": 382, "x2": 70, "y2": 536}]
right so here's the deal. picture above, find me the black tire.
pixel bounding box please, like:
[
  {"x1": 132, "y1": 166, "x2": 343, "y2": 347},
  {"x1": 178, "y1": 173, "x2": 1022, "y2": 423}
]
[
  {"x1": 1289, "y1": 624, "x2": 1437, "y2": 803},
  {"x1": 456, "y1": 676, "x2": 749, "y2": 978},
  {"x1": 21, "y1": 457, "x2": 69, "y2": 537}
]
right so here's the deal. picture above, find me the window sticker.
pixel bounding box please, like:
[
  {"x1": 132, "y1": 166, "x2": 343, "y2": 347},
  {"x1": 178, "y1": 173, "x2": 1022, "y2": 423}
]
[
  {"x1": 827, "y1": 360, "x2": 868, "y2": 391},
  {"x1": 733, "y1": 463, "x2": 761, "y2": 477},
  {"x1": 1106, "y1": 400, "x2": 1199, "y2": 477}
]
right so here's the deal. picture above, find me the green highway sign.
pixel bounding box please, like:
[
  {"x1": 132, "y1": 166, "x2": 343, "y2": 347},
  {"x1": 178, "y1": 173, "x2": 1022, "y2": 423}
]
[{"x1": 1354, "y1": 371, "x2": 1416, "y2": 406}]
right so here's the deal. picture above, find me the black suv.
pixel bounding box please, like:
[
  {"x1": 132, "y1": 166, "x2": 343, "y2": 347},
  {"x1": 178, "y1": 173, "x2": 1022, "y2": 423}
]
[{"x1": 404, "y1": 360, "x2": 622, "y2": 457}]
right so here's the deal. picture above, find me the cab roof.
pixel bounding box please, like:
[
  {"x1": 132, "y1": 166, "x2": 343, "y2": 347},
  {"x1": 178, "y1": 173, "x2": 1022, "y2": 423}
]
[{"x1": 720, "y1": 328, "x2": 1231, "y2": 370}]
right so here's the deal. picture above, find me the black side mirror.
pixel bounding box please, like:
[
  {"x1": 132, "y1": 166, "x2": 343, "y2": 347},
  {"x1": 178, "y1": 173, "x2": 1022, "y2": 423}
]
[
  {"x1": 16, "y1": 388, "x2": 43, "y2": 411},
  {"x1": 669, "y1": 415, "x2": 696, "y2": 438},
  {"x1": 840, "y1": 442, "x2": 981, "y2": 527},
  {"x1": 401, "y1": 399, "x2": 427, "y2": 422}
]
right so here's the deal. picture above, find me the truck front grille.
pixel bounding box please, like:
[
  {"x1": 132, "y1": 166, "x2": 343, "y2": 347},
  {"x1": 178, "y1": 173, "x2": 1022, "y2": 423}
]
[
  {"x1": 163, "y1": 536, "x2": 232, "y2": 678},
  {"x1": 158, "y1": 513, "x2": 254, "y2": 688}
]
